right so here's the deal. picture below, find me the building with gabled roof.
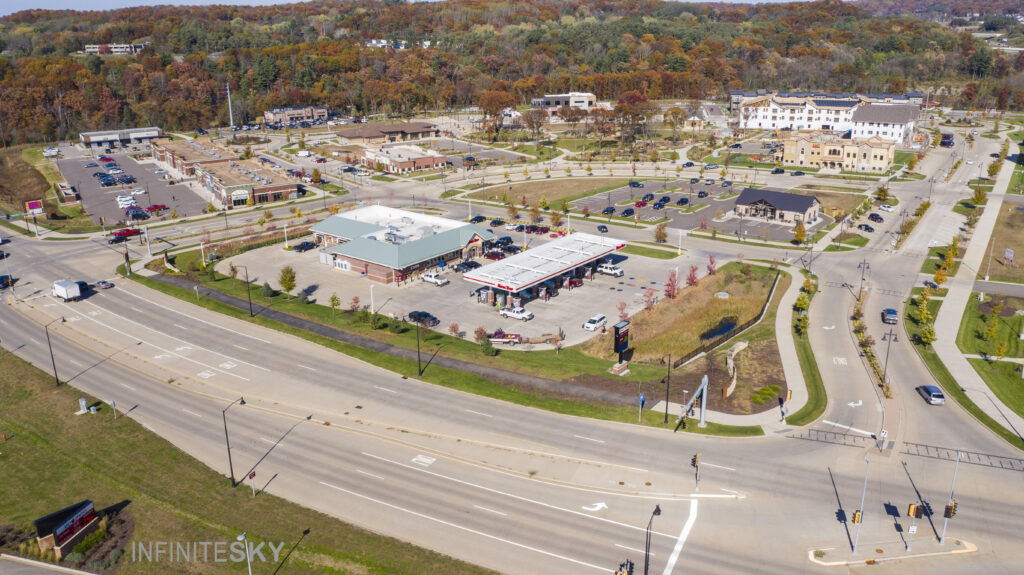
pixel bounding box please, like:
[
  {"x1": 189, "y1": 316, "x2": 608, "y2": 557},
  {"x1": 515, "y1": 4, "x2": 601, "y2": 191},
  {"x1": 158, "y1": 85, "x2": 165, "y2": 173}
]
[
  {"x1": 734, "y1": 188, "x2": 821, "y2": 225},
  {"x1": 311, "y1": 206, "x2": 494, "y2": 283},
  {"x1": 850, "y1": 103, "x2": 919, "y2": 144},
  {"x1": 782, "y1": 132, "x2": 895, "y2": 173},
  {"x1": 737, "y1": 91, "x2": 921, "y2": 134},
  {"x1": 336, "y1": 122, "x2": 439, "y2": 145}
]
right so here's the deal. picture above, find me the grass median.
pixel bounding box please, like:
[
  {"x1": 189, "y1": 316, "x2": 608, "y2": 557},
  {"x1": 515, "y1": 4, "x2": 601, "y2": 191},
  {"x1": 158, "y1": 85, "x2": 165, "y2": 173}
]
[
  {"x1": 785, "y1": 272, "x2": 826, "y2": 426},
  {"x1": 0, "y1": 352, "x2": 498, "y2": 575}
]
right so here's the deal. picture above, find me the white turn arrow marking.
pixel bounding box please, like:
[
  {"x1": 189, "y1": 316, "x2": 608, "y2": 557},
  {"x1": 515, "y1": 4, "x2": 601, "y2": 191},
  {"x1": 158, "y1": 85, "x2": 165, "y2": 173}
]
[
  {"x1": 823, "y1": 325, "x2": 835, "y2": 330},
  {"x1": 582, "y1": 502, "x2": 608, "y2": 512},
  {"x1": 848, "y1": 400, "x2": 863, "y2": 408}
]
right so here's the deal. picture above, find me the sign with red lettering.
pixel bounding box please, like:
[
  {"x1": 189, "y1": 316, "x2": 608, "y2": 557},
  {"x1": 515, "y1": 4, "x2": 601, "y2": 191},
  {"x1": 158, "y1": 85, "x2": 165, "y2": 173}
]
[{"x1": 53, "y1": 502, "x2": 95, "y2": 546}]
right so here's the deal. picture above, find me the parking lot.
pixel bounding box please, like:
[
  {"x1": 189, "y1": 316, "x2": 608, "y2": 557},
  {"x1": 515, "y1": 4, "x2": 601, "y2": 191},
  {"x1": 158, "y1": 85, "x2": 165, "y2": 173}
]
[
  {"x1": 428, "y1": 138, "x2": 531, "y2": 167},
  {"x1": 57, "y1": 147, "x2": 208, "y2": 228},
  {"x1": 217, "y1": 237, "x2": 693, "y2": 348}
]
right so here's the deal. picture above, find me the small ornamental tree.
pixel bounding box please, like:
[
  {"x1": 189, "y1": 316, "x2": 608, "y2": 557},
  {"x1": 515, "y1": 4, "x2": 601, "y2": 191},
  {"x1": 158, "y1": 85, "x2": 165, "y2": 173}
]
[
  {"x1": 654, "y1": 222, "x2": 668, "y2": 243},
  {"x1": 918, "y1": 324, "x2": 937, "y2": 346},
  {"x1": 540, "y1": 196, "x2": 549, "y2": 210},
  {"x1": 686, "y1": 265, "x2": 699, "y2": 286},
  {"x1": 278, "y1": 266, "x2": 296, "y2": 298},
  {"x1": 794, "y1": 314, "x2": 809, "y2": 335},
  {"x1": 582, "y1": 205, "x2": 590, "y2": 218},
  {"x1": 507, "y1": 203, "x2": 519, "y2": 220},
  {"x1": 550, "y1": 211, "x2": 564, "y2": 227},
  {"x1": 933, "y1": 267, "x2": 948, "y2": 285},
  {"x1": 643, "y1": 289, "x2": 656, "y2": 309},
  {"x1": 943, "y1": 245, "x2": 955, "y2": 270},
  {"x1": 449, "y1": 322, "x2": 460, "y2": 337},
  {"x1": 530, "y1": 203, "x2": 542, "y2": 222},
  {"x1": 229, "y1": 262, "x2": 238, "y2": 280},
  {"x1": 793, "y1": 221, "x2": 806, "y2": 245},
  {"x1": 349, "y1": 295, "x2": 361, "y2": 312},
  {"x1": 329, "y1": 293, "x2": 340, "y2": 316},
  {"x1": 617, "y1": 301, "x2": 629, "y2": 322},
  {"x1": 474, "y1": 326, "x2": 488, "y2": 343},
  {"x1": 664, "y1": 270, "x2": 679, "y2": 299},
  {"x1": 707, "y1": 254, "x2": 717, "y2": 275},
  {"x1": 261, "y1": 281, "x2": 273, "y2": 298}
]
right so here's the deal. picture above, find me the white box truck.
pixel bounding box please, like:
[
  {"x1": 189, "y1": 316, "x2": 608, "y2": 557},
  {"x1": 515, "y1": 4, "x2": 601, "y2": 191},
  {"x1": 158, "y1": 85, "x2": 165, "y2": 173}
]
[{"x1": 52, "y1": 280, "x2": 81, "y2": 302}]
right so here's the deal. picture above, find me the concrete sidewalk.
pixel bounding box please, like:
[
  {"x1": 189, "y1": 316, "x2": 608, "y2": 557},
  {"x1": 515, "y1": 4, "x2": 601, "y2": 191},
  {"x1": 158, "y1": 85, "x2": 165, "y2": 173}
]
[{"x1": 931, "y1": 157, "x2": 1024, "y2": 438}]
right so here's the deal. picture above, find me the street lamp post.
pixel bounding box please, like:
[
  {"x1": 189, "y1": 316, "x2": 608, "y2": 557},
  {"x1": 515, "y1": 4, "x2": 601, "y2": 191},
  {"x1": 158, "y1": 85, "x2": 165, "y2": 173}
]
[
  {"x1": 43, "y1": 317, "x2": 65, "y2": 387},
  {"x1": 416, "y1": 322, "x2": 423, "y2": 376},
  {"x1": 644, "y1": 505, "x2": 661, "y2": 575},
  {"x1": 222, "y1": 396, "x2": 245, "y2": 486},
  {"x1": 236, "y1": 532, "x2": 253, "y2": 575},
  {"x1": 881, "y1": 327, "x2": 898, "y2": 388},
  {"x1": 370, "y1": 284, "x2": 375, "y2": 314},
  {"x1": 857, "y1": 259, "x2": 870, "y2": 302},
  {"x1": 663, "y1": 355, "x2": 671, "y2": 424},
  {"x1": 853, "y1": 459, "x2": 870, "y2": 553},
  {"x1": 238, "y1": 265, "x2": 253, "y2": 317}
]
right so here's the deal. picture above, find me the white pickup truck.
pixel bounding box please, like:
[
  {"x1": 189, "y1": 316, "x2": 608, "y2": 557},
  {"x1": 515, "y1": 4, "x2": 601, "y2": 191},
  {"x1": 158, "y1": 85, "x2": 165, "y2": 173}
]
[
  {"x1": 498, "y1": 306, "x2": 534, "y2": 321},
  {"x1": 421, "y1": 272, "x2": 450, "y2": 287}
]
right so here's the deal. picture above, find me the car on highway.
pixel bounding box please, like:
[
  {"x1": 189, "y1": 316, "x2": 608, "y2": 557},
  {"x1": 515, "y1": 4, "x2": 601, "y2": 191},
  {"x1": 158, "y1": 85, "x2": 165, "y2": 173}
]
[
  {"x1": 621, "y1": 208, "x2": 635, "y2": 217},
  {"x1": 879, "y1": 204, "x2": 895, "y2": 212},
  {"x1": 407, "y1": 311, "x2": 439, "y2": 326},
  {"x1": 857, "y1": 224, "x2": 875, "y2": 232},
  {"x1": 916, "y1": 385, "x2": 946, "y2": 405},
  {"x1": 882, "y1": 308, "x2": 899, "y2": 324},
  {"x1": 582, "y1": 313, "x2": 608, "y2": 331},
  {"x1": 705, "y1": 163, "x2": 719, "y2": 169},
  {"x1": 499, "y1": 307, "x2": 534, "y2": 321},
  {"x1": 95, "y1": 280, "x2": 114, "y2": 289},
  {"x1": 314, "y1": 158, "x2": 327, "y2": 163},
  {"x1": 107, "y1": 236, "x2": 128, "y2": 244},
  {"x1": 470, "y1": 215, "x2": 486, "y2": 224},
  {"x1": 597, "y1": 225, "x2": 608, "y2": 233},
  {"x1": 113, "y1": 228, "x2": 142, "y2": 237},
  {"x1": 84, "y1": 162, "x2": 98, "y2": 168},
  {"x1": 771, "y1": 167, "x2": 785, "y2": 174},
  {"x1": 792, "y1": 171, "x2": 805, "y2": 176},
  {"x1": 629, "y1": 181, "x2": 644, "y2": 188},
  {"x1": 676, "y1": 197, "x2": 689, "y2": 206},
  {"x1": 729, "y1": 143, "x2": 742, "y2": 149},
  {"x1": 602, "y1": 206, "x2": 616, "y2": 215},
  {"x1": 868, "y1": 213, "x2": 884, "y2": 223},
  {"x1": 704, "y1": 178, "x2": 715, "y2": 185},
  {"x1": 634, "y1": 201, "x2": 647, "y2": 207},
  {"x1": 293, "y1": 241, "x2": 317, "y2": 253},
  {"x1": 721, "y1": 181, "x2": 732, "y2": 187},
  {"x1": 154, "y1": 169, "x2": 166, "y2": 174}
]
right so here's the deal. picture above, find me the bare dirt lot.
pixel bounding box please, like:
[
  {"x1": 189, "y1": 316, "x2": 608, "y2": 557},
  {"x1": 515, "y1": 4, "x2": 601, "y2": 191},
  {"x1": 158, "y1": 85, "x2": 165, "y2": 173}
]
[{"x1": 466, "y1": 177, "x2": 630, "y2": 207}]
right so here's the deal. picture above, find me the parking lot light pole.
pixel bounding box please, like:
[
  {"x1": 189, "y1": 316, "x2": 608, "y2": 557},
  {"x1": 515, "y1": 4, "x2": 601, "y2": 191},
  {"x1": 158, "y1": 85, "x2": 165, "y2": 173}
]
[
  {"x1": 44, "y1": 317, "x2": 65, "y2": 387},
  {"x1": 370, "y1": 284, "x2": 375, "y2": 314},
  {"x1": 416, "y1": 323, "x2": 423, "y2": 376},
  {"x1": 238, "y1": 265, "x2": 253, "y2": 317},
  {"x1": 222, "y1": 396, "x2": 246, "y2": 487}
]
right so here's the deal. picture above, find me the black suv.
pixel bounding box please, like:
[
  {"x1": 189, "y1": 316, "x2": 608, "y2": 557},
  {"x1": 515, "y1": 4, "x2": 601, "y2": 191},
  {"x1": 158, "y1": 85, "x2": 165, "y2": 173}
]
[
  {"x1": 293, "y1": 241, "x2": 316, "y2": 252},
  {"x1": 602, "y1": 206, "x2": 615, "y2": 215}
]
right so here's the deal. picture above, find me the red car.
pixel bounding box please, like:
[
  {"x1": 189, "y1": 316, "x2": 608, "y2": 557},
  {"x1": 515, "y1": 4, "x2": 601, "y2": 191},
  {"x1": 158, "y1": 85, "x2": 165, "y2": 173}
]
[
  {"x1": 635, "y1": 201, "x2": 647, "y2": 207},
  {"x1": 113, "y1": 228, "x2": 142, "y2": 238},
  {"x1": 566, "y1": 278, "x2": 583, "y2": 288},
  {"x1": 536, "y1": 226, "x2": 550, "y2": 234},
  {"x1": 145, "y1": 204, "x2": 168, "y2": 212},
  {"x1": 98, "y1": 156, "x2": 113, "y2": 162},
  {"x1": 484, "y1": 251, "x2": 505, "y2": 260},
  {"x1": 314, "y1": 158, "x2": 327, "y2": 163}
]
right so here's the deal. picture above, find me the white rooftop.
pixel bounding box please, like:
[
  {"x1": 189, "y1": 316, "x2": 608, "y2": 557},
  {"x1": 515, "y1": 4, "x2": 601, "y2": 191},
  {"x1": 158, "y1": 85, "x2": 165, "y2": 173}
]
[
  {"x1": 462, "y1": 233, "x2": 626, "y2": 293},
  {"x1": 336, "y1": 205, "x2": 464, "y2": 242}
]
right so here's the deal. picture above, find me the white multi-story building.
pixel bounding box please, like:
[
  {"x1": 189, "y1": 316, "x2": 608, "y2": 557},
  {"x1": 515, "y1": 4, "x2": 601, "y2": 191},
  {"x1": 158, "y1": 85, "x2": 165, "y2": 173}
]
[
  {"x1": 84, "y1": 43, "x2": 146, "y2": 55},
  {"x1": 739, "y1": 94, "x2": 861, "y2": 132},
  {"x1": 531, "y1": 92, "x2": 597, "y2": 114},
  {"x1": 850, "y1": 104, "x2": 919, "y2": 145}
]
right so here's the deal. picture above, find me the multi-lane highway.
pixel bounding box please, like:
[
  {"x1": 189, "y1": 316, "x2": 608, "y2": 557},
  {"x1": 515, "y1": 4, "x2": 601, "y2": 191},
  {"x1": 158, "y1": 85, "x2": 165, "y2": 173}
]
[{"x1": 3, "y1": 126, "x2": 1024, "y2": 574}]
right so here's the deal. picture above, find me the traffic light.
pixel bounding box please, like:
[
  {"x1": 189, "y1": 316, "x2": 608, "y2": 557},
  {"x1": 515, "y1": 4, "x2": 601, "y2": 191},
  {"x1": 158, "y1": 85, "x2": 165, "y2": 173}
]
[
  {"x1": 691, "y1": 453, "x2": 700, "y2": 468},
  {"x1": 945, "y1": 502, "x2": 958, "y2": 518},
  {"x1": 681, "y1": 412, "x2": 688, "y2": 429},
  {"x1": 852, "y1": 510, "x2": 861, "y2": 524},
  {"x1": 907, "y1": 504, "x2": 917, "y2": 518}
]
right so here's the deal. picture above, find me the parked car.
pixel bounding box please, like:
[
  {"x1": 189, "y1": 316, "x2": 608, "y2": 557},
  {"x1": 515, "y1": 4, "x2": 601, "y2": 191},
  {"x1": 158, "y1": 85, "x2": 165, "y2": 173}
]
[
  {"x1": 499, "y1": 307, "x2": 534, "y2": 321},
  {"x1": 602, "y1": 206, "x2": 616, "y2": 215},
  {"x1": 868, "y1": 213, "x2": 884, "y2": 223},
  {"x1": 131, "y1": 189, "x2": 147, "y2": 195},
  {"x1": 916, "y1": 385, "x2": 946, "y2": 405},
  {"x1": 500, "y1": 244, "x2": 520, "y2": 254},
  {"x1": 496, "y1": 236, "x2": 513, "y2": 245},
  {"x1": 145, "y1": 205, "x2": 168, "y2": 212},
  {"x1": 879, "y1": 204, "x2": 895, "y2": 212},
  {"x1": 525, "y1": 225, "x2": 539, "y2": 233},
  {"x1": 505, "y1": 222, "x2": 519, "y2": 230},
  {"x1": 882, "y1": 308, "x2": 899, "y2": 324},
  {"x1": 622, "y1": 208, "x2": 635, "y2": 217},
  {"x1": 108, "y1": 168, "x2": 124, "y2": 175},
  {"x1": 697, "y1": 191, "x2": 708, "y2": 198},
  {"x1": 629, "y1": 181, "x2": 645, "y2": 188},
  {"x1": 771, "y1": 167, "x2": 785, "y2": 174},
  {"x1": 634, "y1": 201, "x2": 647, "y2": 207},
  {"x1": 597, "y1": 225, "x2": 609, "y2": 233},
  {"x1": 652, "y1": 202, "x2": 664, "y2": 210},
  {"x1": 857, "y1": 224, "x2": 875, "y2": 232},
  {"x1": 489, "y1": 219, "x2": 505, "y2": 227},
  {"x1": 463, "y1": 260, "x2": 482, "y2": 269},
  {"x1": 566, "y1": 277, "x2": 583, "y2": 288},
  {"x1": 597, "y1": 263, "x2": 623, "y2": 277},
  {"x1": 582, "y1": 313, "x2": 608, "y2": 331},
  {"x1": 721, "y1": 181, "x2": 732, "y2": 187},
  {"x1": 84, "y1": 162, "x2": 98, "y2": 168},
  {"x1": 421, "y1": 272, "x2": 450, "y2": 286},
  {"x1": 641, "y1": 193, "x2": 654, "y2": 202},
  {"x1": 704, "y1": 178, "x2": 715, "y2": 185},
  {"x1": 407, "y1": 311, "x2": 439, "y2": 326},
  {"x1": 314, "y1": 158, "x2": 327, "y2": 163},
  {"x1": 514, "y1": 224, "x2": 526, "y2": 232},
  {"x1": 676, "y1": 197, "x2": 689, "y2": 206},
  {"x1": 470, "y1": 215, "x2": 486, "y2": 224},
  {"x1": 536, "y1": 226, "x2": 550, "y2": 234},
  {"x1": 690, "y1": 177, "x2": 700, "y2": 184},
  {"x1": 293, "y1": 241, "x2": 317, "y2": 253},
  {"x1": 484, "y1": 251, "x2": 505, "y2": 260}
]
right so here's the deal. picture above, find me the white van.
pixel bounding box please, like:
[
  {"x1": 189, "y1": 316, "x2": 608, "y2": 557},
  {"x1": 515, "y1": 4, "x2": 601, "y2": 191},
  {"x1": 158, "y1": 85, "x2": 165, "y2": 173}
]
[
  {"x1": 597, "y1": 263, "x2": 623, "y2": 277},
  {"x1": 582, "y1": 313, "x2": 607, "y2": 331},
  {"x1": 296, "y1": 150, "x2": 311, "y2": 157}
]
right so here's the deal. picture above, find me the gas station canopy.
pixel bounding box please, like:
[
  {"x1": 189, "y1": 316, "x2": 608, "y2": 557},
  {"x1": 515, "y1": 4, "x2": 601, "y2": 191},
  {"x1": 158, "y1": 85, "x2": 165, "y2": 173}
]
[{"x1": 461, "y1": 232, "x2": 626, "y2": 293}]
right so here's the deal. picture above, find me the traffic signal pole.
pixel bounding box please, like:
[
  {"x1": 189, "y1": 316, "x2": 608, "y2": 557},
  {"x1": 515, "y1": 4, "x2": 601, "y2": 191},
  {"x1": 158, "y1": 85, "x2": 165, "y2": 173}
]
[
  {"x1": 939, "y1": 451, "x2": 962, "y2": 545},
  {"x1": 852, "y1": 459, "x2": 869, "y2": 553}
]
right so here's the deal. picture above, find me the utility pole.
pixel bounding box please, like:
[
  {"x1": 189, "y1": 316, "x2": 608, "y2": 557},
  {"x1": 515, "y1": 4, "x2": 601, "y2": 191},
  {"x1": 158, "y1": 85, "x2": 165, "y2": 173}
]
[
  {"x1": 939, "y1": 451, "x2": 962, "y2": 545},
  {"x1": 852, "y1": 459, "x2": 870, "y2": 553},
  {"x1": 227, "y1": 83, "x2": 235, "y2": 128},
  {"x1": 857, "y1": 259, "x2": 870, "y2": 302}
]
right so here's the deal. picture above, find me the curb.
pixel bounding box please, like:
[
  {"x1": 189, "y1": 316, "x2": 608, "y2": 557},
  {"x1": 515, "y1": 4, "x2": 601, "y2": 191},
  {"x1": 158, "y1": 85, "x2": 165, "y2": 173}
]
[
  {"x1": 806, "y1": 538, "x2": 978, "y2": 567},
  {"x1": 0, "y1": 554, "x2": 93, "y2": 574}
]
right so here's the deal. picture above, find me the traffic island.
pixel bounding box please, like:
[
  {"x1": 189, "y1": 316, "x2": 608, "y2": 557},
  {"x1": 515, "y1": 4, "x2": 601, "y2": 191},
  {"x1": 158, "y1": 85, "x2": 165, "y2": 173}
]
[{"x1": 808, "y1": 537, "x2": 977, "y2": 567}]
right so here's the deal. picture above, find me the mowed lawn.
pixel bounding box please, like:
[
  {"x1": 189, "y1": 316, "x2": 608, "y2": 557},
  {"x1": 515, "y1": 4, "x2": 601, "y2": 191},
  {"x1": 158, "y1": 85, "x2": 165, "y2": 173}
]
[
  {"x1": 466, "y1": 177, "x2": 630, "y2": 207},
  {"x1": 0, "y1": 353, "x2": 498, "y2": 575},
  {"x1": 579, "y1": 262, "x2": 779, "y2": 363},
  {"x1": 790, "y1": 189, "x2": 868, "y2": 217},
  {"x1": 982, "y1": 203, "x2": 1024, "y2": 283}
]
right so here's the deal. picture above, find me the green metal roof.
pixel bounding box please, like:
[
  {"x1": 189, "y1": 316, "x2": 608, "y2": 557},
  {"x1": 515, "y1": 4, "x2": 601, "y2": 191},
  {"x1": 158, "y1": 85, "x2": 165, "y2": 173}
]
[{"x1": 313, "y1": 216, "x2": 494, "y2": 269}]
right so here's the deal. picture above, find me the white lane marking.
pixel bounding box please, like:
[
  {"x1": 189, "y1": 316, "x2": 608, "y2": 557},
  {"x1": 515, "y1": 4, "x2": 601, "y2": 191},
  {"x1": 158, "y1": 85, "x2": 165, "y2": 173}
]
[
  {"x1": 362, "y1": 452, "x2": 677, "y2": 538},
  {"x1": 319, "y1": 481, "x2": 607, "y2": 572},
  {"x1": 582, "y1": 502, "x2": 608, "y2": 511},
  {"x1": 573, "y1": 434, "x2": 606, "y2": 444},
  {"x1": 142, "y1": 423, "x2": 155, "y2": 432},
  {"x1": 616, "y1": 544, "x2": 648, "y2": 555},
  {"x1": 356, "y1": 469, "x2": 384, "y2": 480},
  {"x1": 465, "y1": 409, "x2": 493, "y2": 418},
  {"x1": 699, "y1": 462, "x2": 735, "y2": 471},
  {"x1": 114, "y1": 286, "x2": 271, "y2": 343},
  {"x1": 374, "y1": 385, "x2": 397, "y2": 394},
  {"x1": 474, "y1": 505, "x2": 508, "y2": 517},
  {"x1": 832, "y1": 356, "x2": 847, "y2": 366},
  {"x1": 29, "y1": 338, "x2": 40, "y2": 345},
  {"x1": 661, "y1": 499, "x2": 698, "y2": 575},
  {"x1": 823, "y1": 325, "x2": 835, "y2": 330},
  {"x1": 848, "y1": 400, "x2": 863, "y2": 408},
  {"x1": 68, "y1": 359, "x2": 83, "y2": 367},
  {"x1": 119, "y1": 382, "x2": 135, "y2": 390},
  {"x1": 412, "y1": 454, "x2": 436, "y2": 467},
  {"x1": 131, "y1": 307, "x2": 143, "y2": 313},
  {"x1": 56, "y1": 300, "x2": 251, "y2": 381},
  {"x1": 297, "y1": 364, "x2": 316, "y2": 371},
  {"x1": 233, "y1": 344, "x2": 249, "y2": 351},
  {"x1": 173, "y1": 323, "x2": 188, "y2": 330},
  {"x1": 822, "y1": 420, "x2": 874, "y2": 437},
  {"x1": 182, "y1": 408, "x2": 202, "y2": 418}
]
